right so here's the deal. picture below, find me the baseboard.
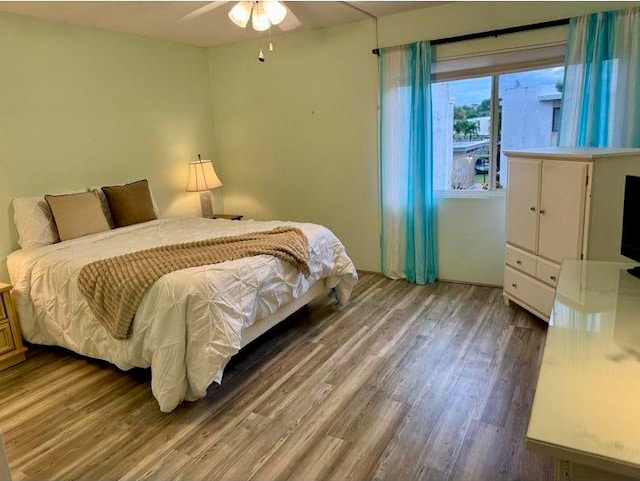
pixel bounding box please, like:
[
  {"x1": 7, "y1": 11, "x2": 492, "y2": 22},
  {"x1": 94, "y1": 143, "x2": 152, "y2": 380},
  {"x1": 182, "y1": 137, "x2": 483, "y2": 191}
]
[
  {"x1": 356, "y1": 270, "x2": 503, "y2": 289},
  {"x1": 435, "y1": 277, "x2": 502, "y2": 288}
]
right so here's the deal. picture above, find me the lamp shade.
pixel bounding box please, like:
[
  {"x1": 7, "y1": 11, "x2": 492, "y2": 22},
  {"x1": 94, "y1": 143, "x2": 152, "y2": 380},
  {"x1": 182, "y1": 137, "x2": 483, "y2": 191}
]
[
  {"x1": 228, "y1": 1, "x2": 252, "y2": 28},
  {"x1": 186, "y1": 159, "x2": 222, "y2": 192},
  {"x1": 251, "y1": 3, "x2": 271, "y2": 31},
  {"x1": 263, "y1": 1, "x2": 287, "y2": 25}
]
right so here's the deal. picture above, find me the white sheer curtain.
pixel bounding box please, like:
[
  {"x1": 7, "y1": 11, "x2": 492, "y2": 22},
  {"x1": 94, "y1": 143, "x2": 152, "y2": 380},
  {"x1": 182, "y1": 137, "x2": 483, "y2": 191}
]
[{"x1": 379, "y1": 42, "x2": 437, "y2": 284}]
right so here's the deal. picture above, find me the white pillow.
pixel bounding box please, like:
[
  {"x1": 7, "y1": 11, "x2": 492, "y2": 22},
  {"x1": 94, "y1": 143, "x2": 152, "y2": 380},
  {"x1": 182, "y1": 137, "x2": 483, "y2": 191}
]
[
  {"x1": 91, "y1": 182, "x2": 161, "y2": 229},
  {"x1": 12, "y1": 189, "x2": 88, "y2": 249}
]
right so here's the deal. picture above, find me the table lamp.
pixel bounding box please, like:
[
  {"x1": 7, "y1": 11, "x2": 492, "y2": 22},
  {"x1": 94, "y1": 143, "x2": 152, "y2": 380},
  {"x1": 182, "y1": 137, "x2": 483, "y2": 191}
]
[{"x1": 186, "y1": 155, "x2": 223, "y2": 218}]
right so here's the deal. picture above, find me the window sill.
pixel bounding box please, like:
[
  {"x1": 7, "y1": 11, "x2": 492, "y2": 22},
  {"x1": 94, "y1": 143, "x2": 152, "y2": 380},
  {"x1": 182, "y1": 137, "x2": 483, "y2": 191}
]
[{"x1": 434, "y1": 190, "x2": 506, "y2": 199}]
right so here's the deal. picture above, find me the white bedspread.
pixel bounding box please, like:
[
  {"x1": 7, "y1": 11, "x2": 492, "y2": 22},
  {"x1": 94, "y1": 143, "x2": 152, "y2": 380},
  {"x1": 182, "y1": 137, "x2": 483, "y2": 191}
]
[{"x1": 7, "y1": 217, "x2": 357, "y2": 412}]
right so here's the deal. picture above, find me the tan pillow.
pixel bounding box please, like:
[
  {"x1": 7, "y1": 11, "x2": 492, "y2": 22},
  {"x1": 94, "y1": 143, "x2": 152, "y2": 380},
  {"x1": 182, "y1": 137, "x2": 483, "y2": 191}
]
[
  {"x1": 44, "y1": 190, "x2": 111, "y2": 242},
  {"x1": 102, "y1": 179, "x2": 158, "y2": 228}
]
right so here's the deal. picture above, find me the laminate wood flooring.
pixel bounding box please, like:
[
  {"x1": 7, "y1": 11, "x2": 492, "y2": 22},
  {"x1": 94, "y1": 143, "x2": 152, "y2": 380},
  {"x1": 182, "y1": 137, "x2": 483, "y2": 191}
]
[{"x1": 0, "y1": 274, "x2": 554, "y2": 480}]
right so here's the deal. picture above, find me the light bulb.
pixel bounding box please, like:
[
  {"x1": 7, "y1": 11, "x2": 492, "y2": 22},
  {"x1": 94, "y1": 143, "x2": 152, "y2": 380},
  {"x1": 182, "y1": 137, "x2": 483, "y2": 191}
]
[
  {"x1": 263, "y1": 1, "x2": 287, "y2": 25},
  {"x1": 252, "y1": 3, "x2": 271, "y2": 31},
  {"x1": 228, "y1": 1, "x2": 252, "y2": 28}
]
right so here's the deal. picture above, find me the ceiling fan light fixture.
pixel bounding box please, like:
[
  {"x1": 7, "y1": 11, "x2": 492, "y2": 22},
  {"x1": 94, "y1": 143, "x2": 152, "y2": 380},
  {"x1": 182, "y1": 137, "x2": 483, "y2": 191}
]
[
  {"x1": 251, "y1": 3, "x2": 271, "y2": 31},
  {"x1": 228, "y1": 1, "x2": 252, "y2": 28},
  {"x1": 263, "y1": 1, "x2": 287, "y2": 26}
]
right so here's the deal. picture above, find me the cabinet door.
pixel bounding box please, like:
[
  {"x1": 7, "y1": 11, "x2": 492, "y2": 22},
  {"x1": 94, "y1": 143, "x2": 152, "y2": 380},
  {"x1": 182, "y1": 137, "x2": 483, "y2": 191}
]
[
  {"x1": 506, "y1": 158, "x2": 542, "y2": 253},
  {"x1": 538, "y1": 161, "x2": 588, "y2": 263}
]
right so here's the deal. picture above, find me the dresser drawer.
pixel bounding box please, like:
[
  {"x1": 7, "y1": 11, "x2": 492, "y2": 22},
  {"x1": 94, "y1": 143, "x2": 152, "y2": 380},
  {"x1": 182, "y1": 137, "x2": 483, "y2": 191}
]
[
  {"x1": 0, "y1": 321, "x2": 15, "y2": 356},
  {"x1": 506, "y1": 244, "x2": 537, "y2": 276},
  {"x1": 0, "y1": 295, "x2": 6, "y2": 321},
  {"x1": 504, "y1": 267, "x2": 555, "y2": 318},
  {"x1": 536, "y1": 257, "x2": 560, "y2": 287}
]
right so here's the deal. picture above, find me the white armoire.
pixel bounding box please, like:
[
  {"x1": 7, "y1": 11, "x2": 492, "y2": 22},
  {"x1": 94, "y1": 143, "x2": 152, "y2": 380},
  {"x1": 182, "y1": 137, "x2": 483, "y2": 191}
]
[{"x1": 503, "y1": 147, "x2": 640, "y2": 321}]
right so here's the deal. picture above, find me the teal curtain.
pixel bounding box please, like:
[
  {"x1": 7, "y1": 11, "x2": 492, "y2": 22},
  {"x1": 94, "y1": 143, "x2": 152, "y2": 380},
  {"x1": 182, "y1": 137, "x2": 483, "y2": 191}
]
[
  {"x1": 559, "y1": 7, "x2": 640, "y2": 147},
  {"x1": 379, "y1": 41, "x2": 437, "y2": 284}
]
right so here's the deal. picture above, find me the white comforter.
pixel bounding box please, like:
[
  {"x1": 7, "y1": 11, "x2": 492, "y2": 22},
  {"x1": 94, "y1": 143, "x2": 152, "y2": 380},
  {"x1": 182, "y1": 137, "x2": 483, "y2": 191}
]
[{"x1": 7, "y1": 217, "x2": 357, "y2": 412}]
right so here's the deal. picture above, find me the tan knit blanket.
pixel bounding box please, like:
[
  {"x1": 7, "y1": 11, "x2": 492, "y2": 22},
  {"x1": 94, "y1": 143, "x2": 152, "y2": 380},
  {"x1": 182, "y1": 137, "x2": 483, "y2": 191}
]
[{"x1": 78, "y1": 227, "x2": 309, "y2": 340}]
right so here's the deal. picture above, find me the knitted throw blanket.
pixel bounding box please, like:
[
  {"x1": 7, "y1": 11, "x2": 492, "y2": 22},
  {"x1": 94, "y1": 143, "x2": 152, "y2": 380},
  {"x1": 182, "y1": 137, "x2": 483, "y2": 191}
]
[{"x1": 78, "y1": 227, "x2": 310, "y2": 340}]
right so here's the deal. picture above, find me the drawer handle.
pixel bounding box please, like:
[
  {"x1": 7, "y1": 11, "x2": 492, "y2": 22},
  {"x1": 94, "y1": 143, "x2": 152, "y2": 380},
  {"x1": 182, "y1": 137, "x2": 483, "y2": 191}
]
[
  {"x1": 530, "y1": 206, "x2": 536, "y2": 212},
  {"x1": 550, "y1": 275, "x2": 557, "y2": 281},
  {"x1": 516, "y1": 260, "x2": 522, "y2": 265},
  {"x1": 539, "y1": 209, "x2": 546, "y2": 215},
  {"x1": 512, "y1": 283, "x2": 517, "y2": 288}
]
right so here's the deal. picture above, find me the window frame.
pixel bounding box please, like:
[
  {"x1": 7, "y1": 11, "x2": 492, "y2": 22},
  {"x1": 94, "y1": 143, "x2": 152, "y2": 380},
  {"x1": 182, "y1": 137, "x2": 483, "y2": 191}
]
[
  {"x1": 432, "y1": 59, "x2": 565, "y2": 199},
  {"x1": 430, "y1": 31, "x2": 567, "y2": 198}
]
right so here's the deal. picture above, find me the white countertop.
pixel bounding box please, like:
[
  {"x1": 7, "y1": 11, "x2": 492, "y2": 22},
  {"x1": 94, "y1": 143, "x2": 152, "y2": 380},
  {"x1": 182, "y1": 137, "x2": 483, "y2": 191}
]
[
  {"x1": 527, "y1": 260, "x2": 640, "y2": 478},
  {"x1": 504, "y1": 147, "x2": 640, "y2": 160}
]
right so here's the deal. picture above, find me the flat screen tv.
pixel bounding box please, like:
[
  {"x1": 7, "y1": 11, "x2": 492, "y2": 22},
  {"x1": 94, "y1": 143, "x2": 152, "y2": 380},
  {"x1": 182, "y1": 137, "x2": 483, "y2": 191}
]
[{"x1": 621, "y1": 175, "x2": 640, "y2": 278}]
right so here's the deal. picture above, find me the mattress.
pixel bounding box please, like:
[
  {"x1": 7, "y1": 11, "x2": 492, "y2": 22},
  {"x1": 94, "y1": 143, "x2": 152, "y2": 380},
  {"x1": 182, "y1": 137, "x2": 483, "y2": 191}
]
[{"x1": 7, "y1": 217, "x2": 358, "y2": 412}]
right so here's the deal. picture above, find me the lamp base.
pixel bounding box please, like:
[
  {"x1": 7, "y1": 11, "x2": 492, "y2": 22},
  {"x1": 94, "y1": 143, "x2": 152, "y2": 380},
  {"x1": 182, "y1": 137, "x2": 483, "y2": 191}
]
[{"x1": 200, "y1": 192, "x2": 213, "y2": 218}]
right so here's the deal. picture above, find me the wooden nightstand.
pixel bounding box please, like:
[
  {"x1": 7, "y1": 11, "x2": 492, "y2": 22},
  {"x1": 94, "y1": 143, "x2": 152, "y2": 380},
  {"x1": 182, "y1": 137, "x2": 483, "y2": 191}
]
[
  {"x1": 209, "y1": 214, "x2": 243, "y2": 220},
  {"x1": 0, "y1": 283, "x2": 27, "y2": 371}
]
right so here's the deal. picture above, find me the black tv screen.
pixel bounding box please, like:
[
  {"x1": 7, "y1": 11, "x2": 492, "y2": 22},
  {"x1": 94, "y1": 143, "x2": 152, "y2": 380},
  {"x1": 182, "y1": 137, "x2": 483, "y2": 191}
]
[{"x1": 621, "y1": 175, "x2": 640, "y2": 264}]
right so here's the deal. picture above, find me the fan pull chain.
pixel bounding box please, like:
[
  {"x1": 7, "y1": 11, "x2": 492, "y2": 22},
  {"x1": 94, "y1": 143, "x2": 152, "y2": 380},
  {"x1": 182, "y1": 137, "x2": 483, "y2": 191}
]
[
  {"x1": 269, "y1": 25, "x2": 274, "y2": 52},
  {"x1": 258, "y1": 26, "x2": 265, "y2": 62}
]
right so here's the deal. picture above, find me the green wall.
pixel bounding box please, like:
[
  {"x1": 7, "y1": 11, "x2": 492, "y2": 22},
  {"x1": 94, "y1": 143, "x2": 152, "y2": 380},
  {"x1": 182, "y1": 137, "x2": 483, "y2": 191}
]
[
  {"x1": 0, "y1": 13, "x2": 215, "y2": 280},
  {"x1": 208, "y1": 20, "x2": 380, "y2": 273}
]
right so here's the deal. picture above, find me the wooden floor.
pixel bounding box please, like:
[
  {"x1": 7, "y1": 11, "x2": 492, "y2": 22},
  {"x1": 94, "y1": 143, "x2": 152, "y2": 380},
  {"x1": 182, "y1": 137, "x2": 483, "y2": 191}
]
[{"x1": 0, "y1": 274, "x2": 554, "y2": 481}]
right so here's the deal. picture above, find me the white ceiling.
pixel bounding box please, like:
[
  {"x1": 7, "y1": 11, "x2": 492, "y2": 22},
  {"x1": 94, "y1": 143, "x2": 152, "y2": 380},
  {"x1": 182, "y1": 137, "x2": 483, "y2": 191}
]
[{"x1": 0, "y1": 1, "x2": 447, "y2": 48}]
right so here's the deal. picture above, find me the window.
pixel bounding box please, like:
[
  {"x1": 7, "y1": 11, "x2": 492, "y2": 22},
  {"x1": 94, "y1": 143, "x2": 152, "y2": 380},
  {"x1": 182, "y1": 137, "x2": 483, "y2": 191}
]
[
  {"x1": 432, "y1": 65, "x2": 565, "y2": 192},
  {"x1": 433, "y1": 76, "x2": 492, "y2": 191},
  {"x1": 552, "y1": 106, "x2": 561, "y2": 133}
]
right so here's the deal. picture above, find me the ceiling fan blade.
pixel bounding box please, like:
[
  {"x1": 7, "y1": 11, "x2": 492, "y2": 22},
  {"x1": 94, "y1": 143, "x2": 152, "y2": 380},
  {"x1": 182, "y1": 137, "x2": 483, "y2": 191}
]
[
  {"x1": 177, "y1": 1, "x2": 230, "y2": 23},
  {"x1": 278, "y1": 5, "x2": 301, "y2": 31}
]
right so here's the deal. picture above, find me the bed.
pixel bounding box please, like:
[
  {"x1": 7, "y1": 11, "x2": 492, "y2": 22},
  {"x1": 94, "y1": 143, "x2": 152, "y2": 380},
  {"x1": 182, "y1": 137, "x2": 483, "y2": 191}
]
[{"x1": 7, "y1": 216, "x2": 358, "y2": 412}]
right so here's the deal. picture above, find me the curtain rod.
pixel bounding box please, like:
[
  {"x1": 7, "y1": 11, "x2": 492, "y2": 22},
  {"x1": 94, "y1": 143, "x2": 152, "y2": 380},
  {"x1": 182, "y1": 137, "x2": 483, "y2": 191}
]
[{"x1": 371, "y1": 18, "x2": 570, "y2": 55}]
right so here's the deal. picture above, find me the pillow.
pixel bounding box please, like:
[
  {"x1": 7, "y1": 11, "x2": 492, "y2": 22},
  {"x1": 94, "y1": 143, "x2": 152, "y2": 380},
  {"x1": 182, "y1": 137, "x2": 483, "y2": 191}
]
[
  {"x1": 12, "y1": 189, "x2": 88, "y2": 249},
  {"x1": 45, "y1": 190, "x2": 111, "y2": 242},
  {"x1": 102, "y1": 179, "x2": 158, "y2": 228},
  {"x1": 91, "y1": 182, "x2": 160, "y2": 229}
]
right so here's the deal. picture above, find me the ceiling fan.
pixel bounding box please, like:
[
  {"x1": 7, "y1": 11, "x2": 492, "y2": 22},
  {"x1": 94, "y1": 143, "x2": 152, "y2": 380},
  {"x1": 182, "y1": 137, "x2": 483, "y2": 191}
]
[
  {"x1": 177, "y1": 1, "x2": 302, "y2": 32},
  {"x1": 177, "y1": 0, "x2": 301, "y2": 61}
]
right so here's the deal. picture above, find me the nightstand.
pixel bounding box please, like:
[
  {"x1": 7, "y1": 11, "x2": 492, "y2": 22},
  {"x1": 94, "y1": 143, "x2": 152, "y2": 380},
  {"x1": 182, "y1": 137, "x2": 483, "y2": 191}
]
[
  {"x1": 209, "y1": 214, "x2": 243, "y2": 220},
  {"x1": 0, "y1": 283, "x2": 27, "y2": 371}
]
